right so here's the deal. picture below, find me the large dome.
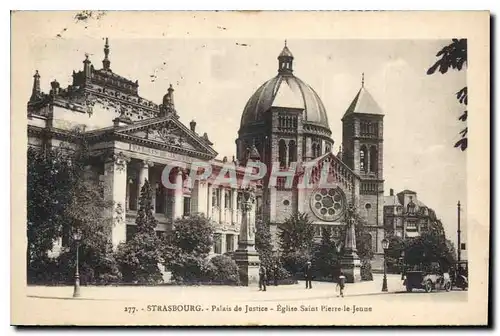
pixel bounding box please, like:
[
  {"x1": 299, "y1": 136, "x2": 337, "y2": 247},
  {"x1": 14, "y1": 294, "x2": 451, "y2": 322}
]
[
  {"x1": 240, "y1": 74, "x2": 330, "y2": 129},
  {"x1": 240, "y1": 43, "x2": 330, "y2": 130}
]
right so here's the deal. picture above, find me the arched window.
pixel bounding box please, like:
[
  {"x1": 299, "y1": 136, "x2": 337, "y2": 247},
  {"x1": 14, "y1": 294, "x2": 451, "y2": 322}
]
[
  {"x1": 360, "y1": 145, "x2": 368, "y2": 172},
  {"x1": 370, "y1": 146, "x2": 378, "y2": 173},
  {"x1": 288, "y1": 140, "x2": 297, "y2": 163},
  {"x1": 279, "y1": 139, "x2": 287, "y2": 167}
]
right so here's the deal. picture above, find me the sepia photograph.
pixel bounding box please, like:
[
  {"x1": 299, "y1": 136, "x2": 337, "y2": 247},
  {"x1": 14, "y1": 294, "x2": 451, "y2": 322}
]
[{"x1": 10, "y1": 11, "x2": 490, "y2": 326}]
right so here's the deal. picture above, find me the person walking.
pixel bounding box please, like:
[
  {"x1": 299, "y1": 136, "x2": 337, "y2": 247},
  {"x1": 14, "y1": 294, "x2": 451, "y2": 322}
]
[
  {"x1": 337, "y1": 271, "x2": 346, "y2": 297},
  {"x1": 259, "y1": 264, "x2": 267, "y2": 291},
  {"x1": 304, "y1": 261, "x2": 313, "y2": 289}
]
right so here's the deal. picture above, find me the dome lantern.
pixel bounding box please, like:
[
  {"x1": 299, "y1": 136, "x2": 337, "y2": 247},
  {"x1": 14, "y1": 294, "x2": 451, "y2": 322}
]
[{"x1": 278, "y1": 40, "x2": 294, "y2": 75}]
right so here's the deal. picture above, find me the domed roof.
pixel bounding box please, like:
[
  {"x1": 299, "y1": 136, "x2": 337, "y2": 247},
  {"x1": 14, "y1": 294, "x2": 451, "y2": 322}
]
[{"x1": 240, "y1": 43, "x2": 330, "y2": 130}]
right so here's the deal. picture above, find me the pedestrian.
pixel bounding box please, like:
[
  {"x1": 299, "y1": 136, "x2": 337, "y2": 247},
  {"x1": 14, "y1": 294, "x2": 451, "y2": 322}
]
[
  {"x1": 304, "y1": 261, "x2": 313, "y2": 289},
  {"x1": 337, "y1": 271, "x2": 346, "y2": 297},
  {"x1": 259, "y1": 264, "x2": 267, "y2": 291}
]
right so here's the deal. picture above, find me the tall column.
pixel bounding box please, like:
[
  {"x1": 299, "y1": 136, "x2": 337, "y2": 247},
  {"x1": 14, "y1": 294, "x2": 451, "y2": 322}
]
[
  {"x1": 221, "y1": 234, "x2": 227, "y2": 254},
  {"x1": 104, "y1": 152, "x2": 130, "y2": 248},
  {"x1": 150, "y1": 167, "x2": 157, "y2": 212},
  {"x1": 172, "y1": 168, "x2": 184, "y2": 220},
  {"x1": 218, "y1": 186, "x2": 223, "y2": 223},
  {"x1": 232, "y1": 186, "x2": 261, "y2": 286},
  {"x1": 207, "y1": 183, "x2": 213, "y2": 220},
  {"x1": 231, "y1": 188, "x2": 238, "y2": 224},
  {"x1": 341, "y1": 205, "x2": 361, "y2": 283},
  {"x1": 137, "y1": 160, "x2": 153, "y2": 208},
  {"x1": 195, "y1": 180, "x2": 208, "y2": 216}
]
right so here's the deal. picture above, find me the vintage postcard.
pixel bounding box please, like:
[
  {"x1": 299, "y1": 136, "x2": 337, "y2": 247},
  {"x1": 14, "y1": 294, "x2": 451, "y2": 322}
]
[{"x1": 11, "y1": 11, "x2": 490, "y2": 326}]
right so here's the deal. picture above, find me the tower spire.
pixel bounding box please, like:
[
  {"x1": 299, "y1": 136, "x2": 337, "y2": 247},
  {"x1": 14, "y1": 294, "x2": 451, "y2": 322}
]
[
  {"x1": 30, "y1": 70, "x2": 41, "y2": 101},
  {"x1": 103, "y1": 37, "x2": 111, "y2": 70},
  {"x1": 362, "y1": 73, "x2": 364, "y2": 88}
]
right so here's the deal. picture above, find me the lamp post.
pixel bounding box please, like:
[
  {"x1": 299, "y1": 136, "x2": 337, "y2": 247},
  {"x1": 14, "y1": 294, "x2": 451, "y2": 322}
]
[
  {"x1": 381, "y1": 238, "x2": 389, "y2": 292},
  {"x1": 73, "y1": 229, "x2": 82, "y2": 298}
]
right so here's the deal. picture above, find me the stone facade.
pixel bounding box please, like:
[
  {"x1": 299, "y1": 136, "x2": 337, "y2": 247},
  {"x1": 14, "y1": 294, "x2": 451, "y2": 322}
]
[
  {"x1": 236, "y1": 45, "x2": 386, "y2": 266},
  {"x1": 384, "y1": 189, "x2": 446, "y2": 239},
  {"x1": 27, "y1": 39, "x2": 398, "y2": 271}
]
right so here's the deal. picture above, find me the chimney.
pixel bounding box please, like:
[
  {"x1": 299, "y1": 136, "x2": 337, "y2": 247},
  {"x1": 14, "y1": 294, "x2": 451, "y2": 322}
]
[
  {"x1": 190, "y1": 120, "x2": 196, "y2": 132},
  {"x1": 390, "y1": 188, "x2": 394, "y2": 196}
]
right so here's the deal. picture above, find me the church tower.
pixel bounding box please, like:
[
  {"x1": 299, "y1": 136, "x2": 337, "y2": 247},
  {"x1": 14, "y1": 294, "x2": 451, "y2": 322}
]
[{"x1": 341, "y1": 74, "x2": 385, "y2": 256}]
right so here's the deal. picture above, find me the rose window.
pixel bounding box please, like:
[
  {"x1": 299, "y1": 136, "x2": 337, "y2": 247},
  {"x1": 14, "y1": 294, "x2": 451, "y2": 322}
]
[{"x1": 310, "y1": 187, "x2": 346, "y2": 222}]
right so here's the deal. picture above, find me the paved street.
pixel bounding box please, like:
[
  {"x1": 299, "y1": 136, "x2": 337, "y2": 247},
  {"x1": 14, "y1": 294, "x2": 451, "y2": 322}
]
[{"x1": 16, "y1": 274, "x2": 467, "y2": 325}]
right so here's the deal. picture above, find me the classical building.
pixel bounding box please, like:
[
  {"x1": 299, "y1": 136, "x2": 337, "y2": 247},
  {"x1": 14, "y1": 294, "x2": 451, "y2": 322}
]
[
  {"x1": 27, "y1": 39, "x2": 388, "y2": 267},
  {"x1": 383, "y1": 189, "x2": 446, "y2": 239},
  {"x1": 27, "y1": 38, "x2": 252, "y2": 254}
]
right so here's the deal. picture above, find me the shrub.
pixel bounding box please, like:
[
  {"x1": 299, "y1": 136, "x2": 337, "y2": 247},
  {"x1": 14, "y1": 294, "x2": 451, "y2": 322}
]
[
  {"x1": 205, "y1": 255, "x2": 240, "y2": 285},
  {"x1": 361, "y1": 259, "x2": 373, "y2": 281}
]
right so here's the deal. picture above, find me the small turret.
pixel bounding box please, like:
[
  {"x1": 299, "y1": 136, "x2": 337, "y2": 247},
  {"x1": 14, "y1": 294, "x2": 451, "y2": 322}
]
[
  {"x1": 102, "y1": 37, "x2": 111, "y2": 71},
  {"x1": 30, "y1": 70, "x2": 41, "y2": 101}
]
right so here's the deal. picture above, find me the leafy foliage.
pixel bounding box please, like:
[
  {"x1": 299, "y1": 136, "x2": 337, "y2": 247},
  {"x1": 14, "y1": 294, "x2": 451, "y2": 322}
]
[
  {"x1": 312, "y1": 227, "x2": 341, "y2": 280},
  {"x1": 115, "y1": 180, "x2": 163, "y2": 284},
  {"x1": 427, "y1": 39, "x2": 468, "y2": 151},
  {"x1": 404, "y1": 230, "x2": 457, "y2": 272},
  {"x1": 278, "y1": 212, "x2": 315, "y2": 274},
  {"x1": 205, "y1": 255, "x2": 240, "y2": 285},
  {"x1": 163, "y1": 214, "x2": 214, "y2": 282},
  {"x1": 255, "y1": 219, "x2": 274, "y2": 270},
  {"x1": 27, "y1": 130, "x2": 121, "y2": 284},
  {"x1": 385, "y1": 235, "x2": 405, "y2": 272}
]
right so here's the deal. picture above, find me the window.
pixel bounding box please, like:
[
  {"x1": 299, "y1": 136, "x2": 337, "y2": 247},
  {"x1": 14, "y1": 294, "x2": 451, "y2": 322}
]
[
  {"x1": 214, "y1": 234, "x2": 222, "y2": 254},
  {"x1": 288, "y1": 140, "x2": 297, "y2": 163},
  {"x1": 226, "y1": 234, "x2": 234, "y2": 252},
  {"x1": 369, "y1": 146, "x2": 378, "y2": 173},
  {"x1": 183, "y1": 197, "x2": 191, "y2": 217},
  {"x1": 224, "y1": 190, "x2": 230, "y2": 209},
  {"x1": 126, "y1": 225, "x2": 137, "y2": 242},
  {"x1": 156, "y1": 182, "x2": 165, "y2": 214},
  {"x1": 310, "y1": 187, "x2": 346, "y2": 222},
  {"x1": 360, "y1": 145, "x2": 368, "y2": 172},
  {"x1": 279, "y1": 139, "x2": 287, "y2": 167},
  {"x1": 283, "y1": 199, "x2": 290, "y2": 206}
]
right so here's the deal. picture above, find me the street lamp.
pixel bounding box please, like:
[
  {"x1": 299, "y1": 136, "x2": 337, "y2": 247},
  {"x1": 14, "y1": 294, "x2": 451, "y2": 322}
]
[
  {"x1": 381, "y1": 238, "x2": 389, "y2": 292},
  {"x1": 73, "y1": 229, "x2": 82, "y2": 298}
]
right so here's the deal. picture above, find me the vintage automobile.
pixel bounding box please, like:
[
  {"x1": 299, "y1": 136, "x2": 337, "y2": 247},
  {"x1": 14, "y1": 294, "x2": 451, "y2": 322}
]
[
  {"x1": 451, "y1": 261, "x2": 468, "y2": 290},
  {"x1": 403, "y1": 269, "x2": 452, "y2": 293}
]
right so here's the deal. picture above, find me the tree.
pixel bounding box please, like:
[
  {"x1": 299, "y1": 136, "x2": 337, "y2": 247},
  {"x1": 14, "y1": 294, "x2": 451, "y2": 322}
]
[
  {"x1": 312, "y1": 227, "x2": 341, "y2": 280},
  {"x1": 163, "y1": 214, "x2": 214, "y2": 282},
  {"x1": 385, "y1": 235, "x2": 405, "y2": 273},
  {"x1": 404, "y1": 231, "x2": 457, "y2": 272},
  {"x1": 427, "y1": 38, "x2": 468, "y2": 151},
  {"x1": 278, "y1": 212, "x2": 315, "y2": 274},
  {"x1": 115, "y1": 180, "x2": 163, "y2": 284},
  {"x1": 255, "y1": 219, "x2": 274, "y2": 270},
  {"x1": 27, "y1": 129, "x2": 121, "y2": 284}
]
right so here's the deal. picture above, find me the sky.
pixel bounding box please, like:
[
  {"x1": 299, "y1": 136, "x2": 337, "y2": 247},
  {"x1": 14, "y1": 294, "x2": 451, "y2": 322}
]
[{"x1": 22, "y1": 35, "x2": 467, "y2": 248}]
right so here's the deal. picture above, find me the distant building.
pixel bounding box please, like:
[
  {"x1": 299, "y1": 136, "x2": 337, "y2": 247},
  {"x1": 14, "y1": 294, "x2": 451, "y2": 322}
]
[{"x1": 383, "y1": 189, "x2": 445, "y2": 239}]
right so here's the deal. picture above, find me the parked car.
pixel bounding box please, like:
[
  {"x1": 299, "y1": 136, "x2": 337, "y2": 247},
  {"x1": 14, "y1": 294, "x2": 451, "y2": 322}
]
[
  {"x1": 451, "y1": 261, "x2": 468, "y2": 290},
  {"x1": 403, "y1": 269, "x2": 451, "y2": 293}
]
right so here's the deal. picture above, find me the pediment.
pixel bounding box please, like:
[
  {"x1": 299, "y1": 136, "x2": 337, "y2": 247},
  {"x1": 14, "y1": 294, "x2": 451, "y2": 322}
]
[
  {"x1": 297, "y1": 152, "x2": 359, "y2": 189},
  {"x1": 115, "y1": 116, "x2": 217, "y2": 158}
]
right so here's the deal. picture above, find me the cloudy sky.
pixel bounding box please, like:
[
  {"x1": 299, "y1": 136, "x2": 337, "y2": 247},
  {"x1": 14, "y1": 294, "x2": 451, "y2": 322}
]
[{"x1": 23, "y1": 35, "x2": 467, "y2": 246}]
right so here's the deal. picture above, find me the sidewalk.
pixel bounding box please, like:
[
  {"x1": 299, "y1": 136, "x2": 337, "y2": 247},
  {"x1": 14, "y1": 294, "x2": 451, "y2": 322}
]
[{"x1": 26, "y1": 274, "x2": 406, "y2": 303}]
